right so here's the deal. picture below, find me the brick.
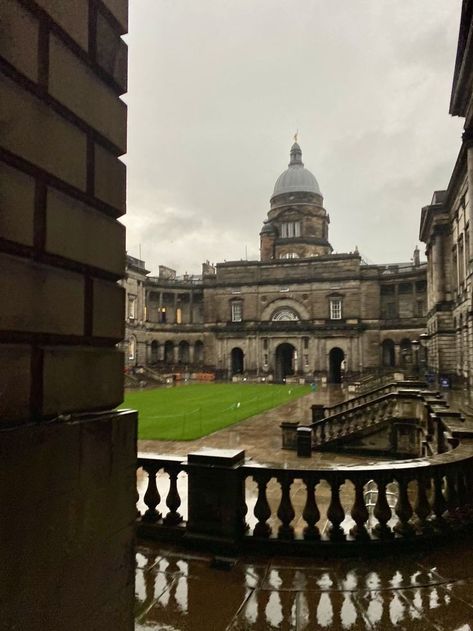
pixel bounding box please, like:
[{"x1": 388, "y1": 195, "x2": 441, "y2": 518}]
[
  {"x1": 42, "y1": 346, "x2": 124, "y2": 415},
  {"x1": 0, "y1": 0, "x2": 39, "y2": 81},
  {"x1": 34, "y1": 0, "x2": 88, "y2": 50},
  {"x1": 0, "y1": 344, "x2": 31, "y2": 422},
  {"x1": 46, "y1": 187, "x2": 126, "y2": 275},
  {"x1": 94, "y1": 143, "x2": 126, "y2": 213},
  {"x1": 49, "y1": 35, "x2": 127, "y2": 153},
  {"x1": 0, "y1": 253, "x2": 84, "y2": 335},
  {"x1": 93, "y1": 279, "x2": 125, "y2": 339},
  {"x1": 0, "y1": 74, "x2": 87, "y2": 190},
  {"x1": 0, "y1": 161, "x2": 35, "y2": 246},
  {"x1": 100, "y1": 0, "x2": 128, "y2": 33},
  {"x1": 96, "y1": 11, "x2": 128, "y2": 92}
]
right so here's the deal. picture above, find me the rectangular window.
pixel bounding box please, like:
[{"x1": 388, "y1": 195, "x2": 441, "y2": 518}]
[
  {"x1": 329, "y1": 298, "x2": 342, "y2": 320},
  {"x1": 281, "y1": 222, "x2": 301, "y2": 238},
  {"x1": 176, "y1": 307, "x2": 182, "y2": 324},
  {"x1": 231, "y1": 301, "x2": 243, "y2": 322}
]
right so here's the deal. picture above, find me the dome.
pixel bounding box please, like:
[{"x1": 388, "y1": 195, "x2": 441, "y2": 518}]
[{"x1": 272, "y1": 142, "x2": 322, "y2": 199}]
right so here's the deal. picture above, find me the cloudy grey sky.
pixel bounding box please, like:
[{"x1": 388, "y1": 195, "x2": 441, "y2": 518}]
[{"x1": 122, "y1": 0, "x2": 464, "y2": 275}]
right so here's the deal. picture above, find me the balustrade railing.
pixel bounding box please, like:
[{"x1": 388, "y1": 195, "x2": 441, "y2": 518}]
[{"x1": 137, "y1": 438, "x2": 473, "y2": 551}]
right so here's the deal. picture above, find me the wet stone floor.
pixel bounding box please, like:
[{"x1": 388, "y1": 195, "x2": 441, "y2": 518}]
[{"x1": 135, "y1": 537, "x2": 473, "y2": 630}]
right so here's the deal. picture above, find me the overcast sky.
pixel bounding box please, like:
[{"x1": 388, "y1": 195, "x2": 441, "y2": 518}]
[{"x1": 122, "y1": 0, "x2": 464, "y2": 275}]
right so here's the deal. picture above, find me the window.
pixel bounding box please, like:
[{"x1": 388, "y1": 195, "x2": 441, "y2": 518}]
[
  {"x1": 281, "y1": 222, "x2": 301, "y2": 238},
  {"x1": 176, "y1": 307, "x2": 182, "y2": 324},
  {"x1": 272, "y1": 308, "x2": 299, "y2": 321},
  {"x1": 280, "y1": 252, "x2": 299, "y2": 259},
  {"x1": 231, "y1": 301, "x2": 243, "y2": 322},
  {"x1": 128, "y1": 295, "x2": 136, "y2": 319},
  {"x1": 160, "y1": 307, "x2": 167, "y2": 323},
  {"x1": 329, "y1": 298, "x2": 342, "y2": 320}
]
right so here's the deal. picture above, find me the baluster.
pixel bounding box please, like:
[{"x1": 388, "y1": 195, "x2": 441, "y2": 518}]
[
  {"x1": 394, "y1": 477, "x2": 414, "y2": 536},
  {"x1": 373, "y1": 479, "x2": 393, "y2": 538},
  {"x1": 163, "y1": 465, "x2": 183, "y2": 525},
  {"x1": 350, "y1": 478, "x2": 369, "y2": 539},
  {"x1": 414, "y1": 474, "x2": 431, "y2": 531},
  {"x1": 302, "y1": 475, "x2": 320, "y2": 540},
  {"x1": 327, "y1": 477, "x2": 346, "y2": 540},
  {"x1": 253, "y1": 473, "x2": 272, "y2": 538},
  {"x1": 136, "y1": 466, "x2": 142, "y2": 519},
  {"x1": 142, "y1": 463, "x2": 161, "y2": 522},
  {"x1": 432, "y1": 473, "x2": 447, "y2": 526},
  {"x1": 277, "y1": 474, "x2": 295, "y2": 539}
]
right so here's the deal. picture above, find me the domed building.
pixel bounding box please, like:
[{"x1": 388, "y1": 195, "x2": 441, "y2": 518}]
[{"x1": 122, "y1": 141, "x2": 428, "y2": 384}]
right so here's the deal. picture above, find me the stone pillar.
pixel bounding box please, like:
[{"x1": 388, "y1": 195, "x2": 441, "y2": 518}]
[
  {"x1": 0, "y1": 1, "x2": 136, "y2": 629},
  {"x1": 185, "y1": 449, "x2": 246, "y2": 546},
  {"x1": 173, "y1": 344, "x2": 179, "y2": 363},
  {"x1": 189, "y1": 291, "x2": 194, "y2": 323},
  {"x1": 394, "y1": 343, "x2": 401, "y2": 367}
]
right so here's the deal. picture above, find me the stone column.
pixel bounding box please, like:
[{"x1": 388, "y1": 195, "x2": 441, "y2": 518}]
[{"x1": 394, "y1": 343, "x2": 401, "y2": 367}]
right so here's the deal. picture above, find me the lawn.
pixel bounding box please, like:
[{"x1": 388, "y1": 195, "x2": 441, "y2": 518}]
[{"x1": 123, "y1": 382, "x2": 311, "y2": 440}]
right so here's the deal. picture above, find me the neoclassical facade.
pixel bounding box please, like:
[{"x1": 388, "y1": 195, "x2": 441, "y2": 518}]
[
  {"x1": 419, "y1": 1, "x2": 473, "y2": 388},
  {"x1": 122, "y1": 142, "x2": 427, "y2": 383}
]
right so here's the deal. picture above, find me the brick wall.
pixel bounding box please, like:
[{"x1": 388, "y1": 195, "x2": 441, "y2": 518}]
[{"x1": 0, "y1": 1, "x2": 135, "y2": 629}]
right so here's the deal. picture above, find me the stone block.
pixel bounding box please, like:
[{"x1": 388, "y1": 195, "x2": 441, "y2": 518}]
[
  {"x1": 34, "y1": 0, "x2": 88, "y2": 50},
  {"x1": 0, "y1": 74, "x2": 87, "y2": 190},
  {"x1": 42, "y1": 346, "x2": 124, "y2": 415},
  {"x1": 0, "y1": 253, "x2": 84, "y2": 335},
  {"x1": 100, "y1": 0, "x2": 128, "y2": 33},
  {"x1": 0, "y1": 344, "x2": 31, "y2": 422},
  {"x1": 96, "y1": 11, "x2": 128, "y2": 92},
  {"x1": 93, "y1": 279, "x2": 125, "y2": 339},
  {"x1": 0, "y1": 161, "x2": 35, "y2": 246},
  {"x1": 46, "y1": 187, "x2": 126, "y2": 275},
  {"x1": 0, "y1": 0, "x2": 39, "y2": 81},
  {"x1": 49, "y1": 35, "x2": 127, "y2": 152},
  {"x1": 94, "y1": 143, "x2": 126, "y2": 213}
]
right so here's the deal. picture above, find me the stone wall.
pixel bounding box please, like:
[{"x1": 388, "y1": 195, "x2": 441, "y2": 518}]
[{"x1": 0, "y1": 1, "x2": 136, "y2": 629}]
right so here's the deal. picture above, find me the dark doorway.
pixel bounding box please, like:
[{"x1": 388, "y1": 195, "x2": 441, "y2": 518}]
[
  {"x1": 150, "y1": 340, "x2": 159, "y2": 363},
  {"x1": 328, "y1": 347, "x2": 345, "y2": 383},
  {"x1": 382, "y1": 339, "x2": 395, "y2": 367},
  {"x1": 164, "y1": 341, "x2": 174, "y2": 364},
  {"x1": 275, "y1": 343, "x2": 296, "y2": 382},
  {"x1": 231, "y1": 347, "x2": 244, "y2": 374},
  {"x1": 178, "y1": 340, "x2": 190, "y2": 363},
  {"x1": 194, "y1": 340, "x2": 204, "y2": 365}
]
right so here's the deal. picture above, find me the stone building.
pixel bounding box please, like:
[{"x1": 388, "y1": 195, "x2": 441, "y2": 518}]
[
  {"x1": 419, "y1": 0, "x2": 473, "y2": 388},
  {"x1": 123, "y1": 142, "x2": 428, "y2": 383}
]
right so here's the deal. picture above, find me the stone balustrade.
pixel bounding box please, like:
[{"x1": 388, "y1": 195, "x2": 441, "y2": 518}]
[{"x1": 136, "y1": 429, "x2": 473, "y2": 553}]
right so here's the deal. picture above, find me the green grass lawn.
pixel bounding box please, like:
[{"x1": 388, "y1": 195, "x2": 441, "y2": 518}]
[{"x1": 123, "y1": 382, "x2": 311, "y2": 440}]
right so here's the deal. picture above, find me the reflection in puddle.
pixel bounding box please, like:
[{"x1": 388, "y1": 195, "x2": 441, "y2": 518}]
[
  {"x1": 317, "y1": 593, "x2": 334, "y2": 628},
  {"x1": 340, "y1": 593, "x2": 358, "y2": 628}
]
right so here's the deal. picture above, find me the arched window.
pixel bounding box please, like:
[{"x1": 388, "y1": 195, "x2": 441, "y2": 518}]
[{"x1": 272, "y1": 308, "x2": 299, "y2": 321}]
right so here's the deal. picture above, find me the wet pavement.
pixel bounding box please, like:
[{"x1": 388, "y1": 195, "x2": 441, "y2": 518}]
[
  {"x1": 136, "y1": 385, "x2": 473, "y2": 629},
  {"x1": 135, "y1": 537, "x2": 473, "y2": 630}
]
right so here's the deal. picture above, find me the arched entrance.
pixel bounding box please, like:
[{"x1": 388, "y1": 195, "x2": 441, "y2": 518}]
[
  {"x1": 178, "y1": 340, "x2": 190, "y2": 363},
  {"x1": 382, "y1": 339, "x2": 395, "y2": 367},
  {"x1": 150, "y1": 340, "x2": 158, "y2": 363},
  {"x1": 328, "y1": 347, "x2": 345, "y2": 383},
  {"x1": 164, "y1": 340, "x2": 174, "y2": 364},
  {"x1": 231, "y1": 347, "x2": 244, "y2": 374},
  {"x1": 275, "y1": 343, "x2": 296, "y2": 382},
  {"x1": 194, "y1": 340, "x2": 204, "y2": 365}
]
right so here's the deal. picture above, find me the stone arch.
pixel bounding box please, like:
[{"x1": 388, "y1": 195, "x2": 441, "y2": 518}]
[
  {"x1": 178, "y1": 340, "x2": 190, "y2": 363},
  {"x1": 275, "y1": 342, "x2": 296, "y2": 381},
  {"x1": 261, "y1": 297, "x2": 309, "y2": 321},
  {"x1": 328, "y1": 347, "x2": 345, "y2": 383},
  {"x1": 272, "y1": 307, "x2": 300, "y2": 321},
  {"x1": 150, "y1": 340, "x2": 159, "y2": 363},
  {"x1": 194, "y1": 340, "x2": 204, "y2": 365},
  {"x1": 164, "y1": 340, "x2": 174, "y2": 364},
  {"x1": 231, "y1": 347, "x2": 244, "y2": 374},
  {"x1": 381, "y1": 339, "x2": 395, "y2": 368}
]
